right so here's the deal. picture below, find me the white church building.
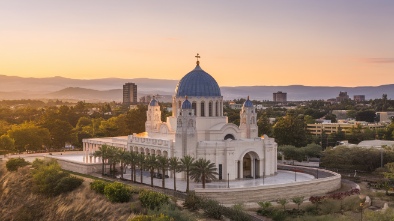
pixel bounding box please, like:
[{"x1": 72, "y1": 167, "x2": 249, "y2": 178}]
[{"x1": 83, "y1": 57, "x2": 277, "y2": 180}]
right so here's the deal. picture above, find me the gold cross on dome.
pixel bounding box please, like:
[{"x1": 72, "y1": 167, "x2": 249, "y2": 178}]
[{"x1": 195, "y1": 53, "x2": 200, "y2": 65}]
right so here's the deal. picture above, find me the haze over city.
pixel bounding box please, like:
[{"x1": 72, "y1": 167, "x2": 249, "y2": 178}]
[{"x1": 1, "y1": 0, "x2": 393, "y2": 87}]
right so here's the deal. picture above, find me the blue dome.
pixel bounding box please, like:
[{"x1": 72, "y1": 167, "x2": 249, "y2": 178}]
[
  {"x1": 175, "y1": 65, "x2": 221, "y2": 97},
  {"x1": 149, "y1": 97, "x2": 159, "y2": 106},
  {"x1": 243, "y1": 97, "x2": 253, "y2": 107},
  {"x1": 181, "y1": 99, "x2": 192, "y2": 109}
]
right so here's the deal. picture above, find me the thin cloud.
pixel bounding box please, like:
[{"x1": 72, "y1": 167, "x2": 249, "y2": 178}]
[{"x1": 361, "y1": 58, "x2": 394, "y2": 64}]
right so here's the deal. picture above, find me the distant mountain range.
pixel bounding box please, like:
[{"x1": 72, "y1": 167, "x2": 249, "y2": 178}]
[{"x1": 0, "y1": 75, "x2": 393, "y2": 102}]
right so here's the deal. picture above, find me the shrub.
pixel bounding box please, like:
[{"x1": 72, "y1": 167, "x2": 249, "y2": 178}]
[
  {"x1": 199, "y1": 199, "x2": 223, "y2": 220},
  {"x1": 148, "y1": 204, "x2": 197, "y2": 221},
  {"x1": 90, "y1": 180, "x2": 108, "y2": 194},
  {"x1": 53, "y1": 176, "x2": 83, "y2": 195},
  {"x1": 222, "y1": 206, "x2": 251, "y2": 221},
  {"x1": 31, "y1": 158, "x2": 46, "y2": 169},
  {"x1": 128, "y1": 214, "x2": 174, "y2": 221},
  {"x1": 271, "y1": 210, "x2": 287, "y2": 221},
  {"x1": 130, "y1": 201, "x2": 143, "y2": 214},
  {"x1": 183, "y1": 191, "x2": 201, "y2": 211},
  {"x1": 32, "y1": 160, "x2": 83, "y2": 196},
  {"x1": 104, "y1": 182, "x2": 132, "y2": 203},
  {"x1": 139, "y1": 190, "x2": 169, "y2": 210},
  {"x1": 320, "y1": 199, "x2": 341, "y2": 215},
  {"x1": 6, "y1": 158, "x2": 29, "y2": 171}
]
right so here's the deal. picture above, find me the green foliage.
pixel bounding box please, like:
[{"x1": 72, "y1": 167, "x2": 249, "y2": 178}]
[
  {"x1": 7, "y1": 122, "x2": 51, "y2": 152},
  {"x1": 148, "y1": 204, "x2": 197, "y2": 221},
  {"x1": 53, "y1": 176, "x2": 83, "y2": 195},
  {"x1": 273, "y1": 112, "x2": 309, "y2": 147},
  {"x1": 180, "y1": 155, "x2": 195, "y2": 192},
  {"x1": 31, "y1": 158, "x2": 46, "y2": 169},
  {"x1": 291, "y1": 196, "x2": 304, "y2": 210},
  {"x1": 199, "y1": 199, "x2": 224, "y2": 220},
  {"x1": 32, "y1": 160, "x2": 82, "y2": 196},
  {"x1": 128, "y1": 214, "x2": 174, "y2": 221},
  {"x1": 130, "y1": 201, "x2": 144, "y2": 214},
  {"x1": 190, "y1": 158, "x2": 218, "y2": 188},
  {"x1": 104, "y1": 182, "x2": 132, "y2": 203},
  {"x1": 138, "y1": 190, "x2": 169, "y2": 210},
  {"x1": 0, "y1": 134, "x2": 15, "y2": 153},
  {"x1": 5, "y1": 158, "x2": 30, "y2": 171},
  {"x1": 364, "y1": 208, "x2": 394, "y2": 221},
  {"x1": 90, "y1": 180, "x2": 109, "y2": 194},
  {"x1": 277, "y1": 198, "x2": 288, "y2": 211},
  {"x1": 321, "y1": 146, "x2": 394, "y2": 171},
  {"x1": 183, "y1": 191, "x2": 201, "y2": 211}
]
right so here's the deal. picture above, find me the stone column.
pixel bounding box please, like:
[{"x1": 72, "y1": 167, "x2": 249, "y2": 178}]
[
  {"x1": 196, "y1": 101, "x2": 201, "y2": 117},
  {"x1": 240, "y1": 159, "x2": 243, "y2": 178},
  {"x1": 212, "y1": 100, "x2": 216, "y2": 117}
]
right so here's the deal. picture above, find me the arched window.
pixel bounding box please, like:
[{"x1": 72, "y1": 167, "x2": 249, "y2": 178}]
[
  {"x1": 224, "y1": 134, "x2": 235, "y2": 140},
  {"x1": 216, "y1": 101, "x2": 219, "y2": 116},
  {"x1": 201, "y1": 101, "x2": 205, "y2": 117},
  {"x1": 192, "y1": 102, "x2": 197, "y2": 116},
  {"x1": 209, "y1": 101, "x2": 213, "y2": 117}
]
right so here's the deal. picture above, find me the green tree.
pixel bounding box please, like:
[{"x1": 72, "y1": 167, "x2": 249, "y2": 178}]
[
  {"x1": 93, "y1": 144, "x2": 109, "y2": 176},
  {"x1": 137, "y1": 153, "x2": 146, "y2": 183},
  {"x1": 0, "y1": 134, "x2": 15, "y2": 154},
  {"x1": 190, "y1": 158, "x2": 218, "y2": 189},
  {"x1": 273, "y1": 112, "x2": 308, "y2": 147},
  {"x1": 157, "y1": 155, "x2": 169, "y2": 188},
  {"x1": 146, "y1": 154, "x2": 158, "y2": 187},
  {"x1": 180, "y1": 155, "x2": 195, "y2": 192},
  {"x1": 8, "y1": 122, "x2": 51, "y2": 152},
  {"x1": 43, "y1": 119, "x2": 75, "y2": 149},
  {"x1": 257, "y1": 112, "x2": 272, "y2": 136},
  {"x1": 291, "y1": 196, "x2": 304, "y2": 210},
  {"x1": 277, "y1": 198, "x2": 288, "y2": 211},
  {"x1": 168, "y1": 157, "x2": 180, "y2": 191}
]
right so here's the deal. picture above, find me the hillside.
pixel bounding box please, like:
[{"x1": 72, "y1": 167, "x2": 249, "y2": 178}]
[
  {"x1": 0, "y1": 74, "x2": 394, "y2": 101},
  {"x1": 0, "y1": 162, "x2": 132, "y2": 221}
]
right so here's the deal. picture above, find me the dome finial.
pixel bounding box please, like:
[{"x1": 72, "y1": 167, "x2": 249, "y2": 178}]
[
  {"x1": 195, "y1": 53, "x2": 200, "y2": 65},
  {"x1": 185, "y1": 95, "x2": 188, "y2": 100},
  {"x1": 247, "y1": 95, "x2": 250, "y2": 100}
]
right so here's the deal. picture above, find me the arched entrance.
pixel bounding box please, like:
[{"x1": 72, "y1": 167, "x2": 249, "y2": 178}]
[
  {"x1": 224, "y1": 134, "x2": 235, "y2": 140},
  {"x1": 238, "y1": 152, "x2": 260, "y2": 179}
]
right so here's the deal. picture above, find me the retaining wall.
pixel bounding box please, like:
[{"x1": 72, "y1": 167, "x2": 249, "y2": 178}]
[
  {"x1": 45, "y1": 156, "x2": 102, "y2": 174},
  {"x1": 195, "y1": 165, "x2": 341, "y2": 204}
]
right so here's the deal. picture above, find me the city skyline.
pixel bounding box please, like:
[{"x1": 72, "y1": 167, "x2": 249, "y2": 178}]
[{"x1": 1, "y1": 0, "x2": 393, "y2": 87}]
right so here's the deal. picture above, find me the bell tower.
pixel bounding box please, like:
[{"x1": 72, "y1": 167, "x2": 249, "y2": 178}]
[
  {"x1": 239, "y1": 96, "x2": 258, "y2": 138},
  {"x1": 175, "y1": 97, "x2": 197, "y2": 158},
  {"x1": 145, "y1": 96, "x2": 162, "y2": 133}
]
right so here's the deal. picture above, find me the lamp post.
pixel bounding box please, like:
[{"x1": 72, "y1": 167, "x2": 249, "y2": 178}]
[
  {"x1": 227, "y1": 173, "x2": 230, "y2": 188},
  {"x1": 263, "y1": 172, "x2": 265, "y2": 185},
  {"x1": 294, "y1": 168, "x2": 297, "y2": 181}
]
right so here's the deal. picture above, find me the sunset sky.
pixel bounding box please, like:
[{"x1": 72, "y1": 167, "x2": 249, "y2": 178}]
[{"x1": 1, "y1": 0, "x2": 393, "y2": 87}]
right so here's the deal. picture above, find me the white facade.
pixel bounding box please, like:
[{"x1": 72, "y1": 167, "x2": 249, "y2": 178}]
[{"x1": 83, "y1": 61, "x2": 278, "y2": 180}]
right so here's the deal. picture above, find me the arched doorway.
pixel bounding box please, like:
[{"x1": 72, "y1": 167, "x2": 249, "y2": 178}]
[{"x1": 238, "y1": 152, "x2": 260, "y2": 179}]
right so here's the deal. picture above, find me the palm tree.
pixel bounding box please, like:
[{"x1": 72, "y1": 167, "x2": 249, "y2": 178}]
[
  {"x1": 118, "y1": 148, "x2": 128, "y2": 179},
  {"x1": 168, "y1": 157, "x2": 180, "y2": 191},
  {"x1": 106, "y1": 146, "x2": 119, "y2": 177},
  {"x1": 157, "y1": 155, "x2": 169, "y2": 188},
  {"x1": 93, "y1": 144, "x2": 109, "y2": 176},
  {"x1": 146, "y1": 154, "x2": 158, "y2": 187},
  {"x1": 136, "y1": 153, "x2": 145, "y2": 183},
  {"x1": 127, "y1": 151, "x2": 137, "y2": 182},
  {"x1": 180, "y1": 155, "x2": 195, "y2": 192},
  {"x1": 190, "y1": 158, "x2": 218, "y2": 189}
]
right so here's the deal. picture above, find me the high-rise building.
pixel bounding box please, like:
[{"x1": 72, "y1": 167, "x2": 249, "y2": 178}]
[
  {"x1": 123, "y1": 83, "x2": 137, "y2": 106},
  {"x1": 353, "y1": 95, "x2": 365, "y2": 102},
  {"x1": 336, "y1": 91, "x2": 349, "y2": 102},
  {"x1": 273, "y1": 91, "x2": 287, "y2": 102}
]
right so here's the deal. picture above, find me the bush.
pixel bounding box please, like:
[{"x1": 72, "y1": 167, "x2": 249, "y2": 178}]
[
  {"x1": 104, "y1": 182, "x2": 132, "y2": 203},
  {"x1": 183, "y1": 191, "x2": 201, "y2": 211},
  {"x1": 6, "y1": 158, "x2": 29, "y2": 171},
  {"x1": 128, "y1": 214, "x2": 174, "y2": 221},
  {"x1": 148, "y1": 204, "x2": 197, "y2": 221},
  {"x1": 130, "y1": 201, "x2": 144, "y2": 214},
  {"x1": 199, "y1": 199, "x2": 223, "y2": 220},
  {"x1": 139, "y1": 190, "x2": 169, "y2": 210},
  {"x1": 31, "y1": 158, "x2": 46, "y2": 169},
  {"x1": 53, "y1": 176, "x2": 83, "y2": 195},
  {"x1": 32, "y1": 160, "x2": 83, "y2": 196},
  {"x1": 320, "y1": 199, "x2": 341, "y2": 215},
  {"x1": 90, "y1": 180, "x2": 108, "y2": 194}
]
